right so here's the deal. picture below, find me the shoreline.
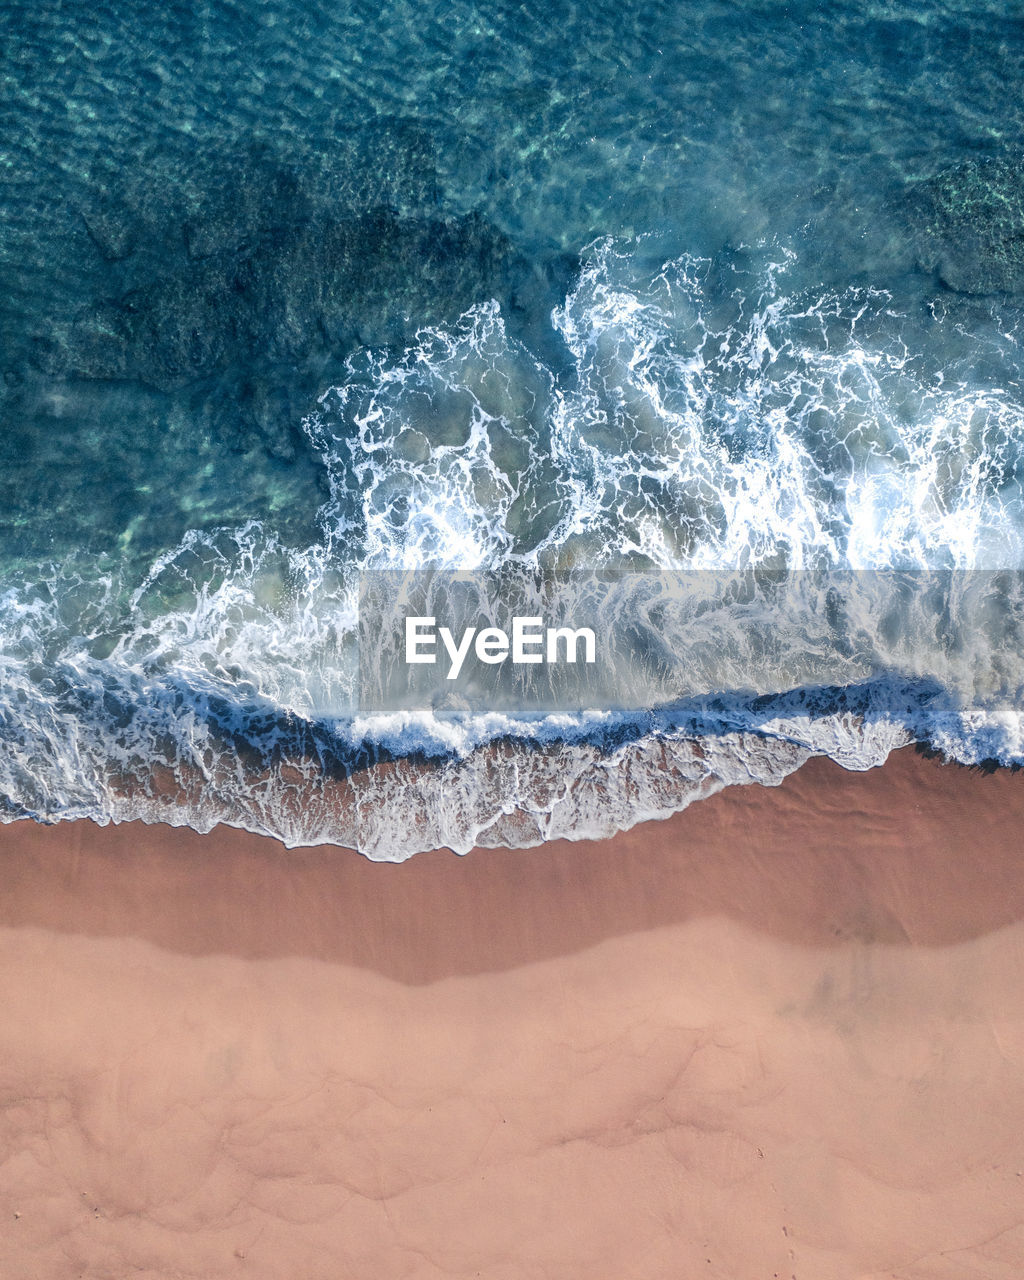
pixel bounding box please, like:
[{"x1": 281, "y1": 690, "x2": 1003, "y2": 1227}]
[
  {"x1": 3, "y1": 747, "x2": 1024, "y2": 1277},
  {"x1": 5, "y1": 747, "x2": 1024, "y2": 970}
]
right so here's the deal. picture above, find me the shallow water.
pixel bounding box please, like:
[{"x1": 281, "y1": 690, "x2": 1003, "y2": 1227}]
[{"x1": 2, "y1": 0, "x2": 1024, "y2": 853}]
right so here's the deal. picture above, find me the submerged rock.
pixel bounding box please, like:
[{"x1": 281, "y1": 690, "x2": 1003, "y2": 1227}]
[
  {"x1": 76, "y1": 118, "x2": 443, "y2": 270},
  {"x1": 81, "y1": 194, "x2": 141, "y2": 263},
  {"x1": 909, "y1": 156, "x2": 1024, "y2": 295},
  {"x1": 181, "y1": 156, "x2": 312, "y2": 262},
  {"x1": 46, "y1": 122, "x2": 546, "y2": 395},
  {"x1": 23, "y1": 126, "x2": 564, "y2": 533},
  {"x1": 40, "y1": 208, "x2": 527, "y2": 391}
]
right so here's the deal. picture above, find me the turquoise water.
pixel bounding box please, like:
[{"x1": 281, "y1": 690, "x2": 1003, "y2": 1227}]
[{"x1": 2, "y1": 1, "x2": 1024, "y2": 853}]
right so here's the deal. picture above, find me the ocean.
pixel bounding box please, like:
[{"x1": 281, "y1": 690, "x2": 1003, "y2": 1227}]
[{"x1": 2, "y1": 0, "x2": 1024, "y2": 856}]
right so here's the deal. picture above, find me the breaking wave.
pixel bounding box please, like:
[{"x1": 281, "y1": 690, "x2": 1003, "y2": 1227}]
[{"x1": 3, "y1": 240, "x2": 1024, "y2": 857}]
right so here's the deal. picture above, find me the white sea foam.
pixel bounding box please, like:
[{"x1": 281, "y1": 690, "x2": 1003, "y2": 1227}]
[{"x1": 2, "y1": 239, "x2": 1024, "y2": 854}]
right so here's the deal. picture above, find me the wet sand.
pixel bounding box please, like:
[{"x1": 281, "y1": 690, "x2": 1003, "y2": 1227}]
[{"x1": 2, "y1": 747, "x2": 1024, "y2": 1278}]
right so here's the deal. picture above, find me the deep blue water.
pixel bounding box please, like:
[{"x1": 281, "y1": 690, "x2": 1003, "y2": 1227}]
[{"x1": 2, "y1": 0, "x2": 1024, "y2": 854}]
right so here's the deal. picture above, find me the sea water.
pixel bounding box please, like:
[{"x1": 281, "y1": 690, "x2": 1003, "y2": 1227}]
[{"x1": 2, "y1": 0, "x2": 1024, "y2": 855}]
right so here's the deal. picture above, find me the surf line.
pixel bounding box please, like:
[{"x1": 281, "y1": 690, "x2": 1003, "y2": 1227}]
[{"x1": 405, "y1": 617, "x2": 597, "y2": 680}]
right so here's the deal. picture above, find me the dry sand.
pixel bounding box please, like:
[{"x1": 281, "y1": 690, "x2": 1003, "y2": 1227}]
[{"x1": 1, "y1": 747, "x2": 1023, "y2": 1279}]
